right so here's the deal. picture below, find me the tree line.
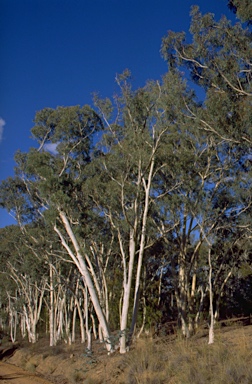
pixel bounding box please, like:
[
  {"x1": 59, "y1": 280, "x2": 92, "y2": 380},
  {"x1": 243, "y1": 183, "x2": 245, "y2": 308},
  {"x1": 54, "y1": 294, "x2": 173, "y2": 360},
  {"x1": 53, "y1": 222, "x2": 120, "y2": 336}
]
[{"x1": 0, "y1": 0, "x2": 252, "y2": 353}]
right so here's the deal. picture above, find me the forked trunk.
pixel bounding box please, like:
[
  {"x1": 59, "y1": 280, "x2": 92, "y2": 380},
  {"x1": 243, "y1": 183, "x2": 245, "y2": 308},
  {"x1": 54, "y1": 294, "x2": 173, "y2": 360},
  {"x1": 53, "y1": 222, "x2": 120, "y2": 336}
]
[{"x1": 130, "y1": 157, "x2": 154, "y2": 338}]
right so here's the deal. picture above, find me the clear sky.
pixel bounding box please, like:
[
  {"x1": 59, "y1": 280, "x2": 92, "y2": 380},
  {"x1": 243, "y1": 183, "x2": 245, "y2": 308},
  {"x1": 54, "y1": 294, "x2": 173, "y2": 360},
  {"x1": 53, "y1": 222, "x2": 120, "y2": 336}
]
[{"x1": 0, "y1": 0, "x2": 234, "y2": 227}]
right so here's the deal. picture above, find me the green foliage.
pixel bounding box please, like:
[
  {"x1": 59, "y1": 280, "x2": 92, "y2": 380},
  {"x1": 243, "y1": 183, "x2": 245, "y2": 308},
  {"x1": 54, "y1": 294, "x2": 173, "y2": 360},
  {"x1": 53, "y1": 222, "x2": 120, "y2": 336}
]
[
  {"x1": 1, "y1": 1, "x2": 252, "y2": 344},
  {"x1": 228, "y1": 0, "x2": 252, "y2": 24}
]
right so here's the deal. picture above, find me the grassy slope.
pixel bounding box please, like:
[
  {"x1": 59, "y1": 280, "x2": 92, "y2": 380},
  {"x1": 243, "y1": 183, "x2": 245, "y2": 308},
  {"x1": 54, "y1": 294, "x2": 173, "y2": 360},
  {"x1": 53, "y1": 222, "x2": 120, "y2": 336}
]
[{"x1": 4, "y1": 324, "x2": 252, "y2": 384}]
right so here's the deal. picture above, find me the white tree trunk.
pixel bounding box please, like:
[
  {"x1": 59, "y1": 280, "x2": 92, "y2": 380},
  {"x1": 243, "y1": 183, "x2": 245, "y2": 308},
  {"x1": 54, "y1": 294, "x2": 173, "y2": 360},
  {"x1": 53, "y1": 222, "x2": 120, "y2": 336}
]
[
  {"x1": 49, "y1": 264, "x2": 56, "y2": 346},
  {"x1": 176, "y1": 256, "x2": 190, "y2": 338},
  {"x1": 74, "y1": 278, "x2": 86, "y2": 343},
  {"x1": 119, "y1": 228, "x2": 136, "y2": 353},
  {"x1": 8, "y1": 267, "x2": 46, "y2": 344},
  {"x1": 130, "y1": 157, "x2": 154, "y2": 337},
  {"x1": 20, "y1": 314, "x2": 26, "y2": 339},
  {"x1": 55, "y1": 212, "x2": 113, "y2": 353},
  {"x1": 7, "y1": 293, "x2": 17, "y2": 343},
  {"x1": 208, "y1": 248, "x2": 214, "y2": 345}
]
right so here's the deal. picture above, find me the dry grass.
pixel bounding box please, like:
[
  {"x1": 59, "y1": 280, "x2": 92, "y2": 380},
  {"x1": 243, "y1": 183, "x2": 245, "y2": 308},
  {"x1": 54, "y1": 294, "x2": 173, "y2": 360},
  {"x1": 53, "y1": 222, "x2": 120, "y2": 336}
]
[
  {"x1": 5, "y1": 325, "x2": 252, "y2": 384},
  {"x1": 123, "y1": 327, "x2": 252, "y2": 384}
]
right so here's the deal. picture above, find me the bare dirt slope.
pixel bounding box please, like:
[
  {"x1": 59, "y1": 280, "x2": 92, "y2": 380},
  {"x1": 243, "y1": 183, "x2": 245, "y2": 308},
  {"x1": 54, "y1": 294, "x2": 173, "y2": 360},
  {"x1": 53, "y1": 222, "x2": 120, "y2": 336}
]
[{"x1": 0, "y1": 361, "x2": 54, "y2": 384}]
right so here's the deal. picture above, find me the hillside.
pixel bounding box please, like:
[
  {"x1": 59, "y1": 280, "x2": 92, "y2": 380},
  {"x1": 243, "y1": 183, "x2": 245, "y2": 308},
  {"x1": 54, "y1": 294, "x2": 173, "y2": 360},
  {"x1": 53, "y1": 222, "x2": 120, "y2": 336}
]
[{"x1": 1, "y1": 324, "x2": 252, "y2": 384}]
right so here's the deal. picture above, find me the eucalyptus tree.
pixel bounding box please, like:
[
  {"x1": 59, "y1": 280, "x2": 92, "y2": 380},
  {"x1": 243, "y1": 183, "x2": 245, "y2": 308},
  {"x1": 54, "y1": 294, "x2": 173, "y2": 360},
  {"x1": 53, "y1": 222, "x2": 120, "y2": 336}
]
[
  {"x1": 1, "y1": 1, "x2": 251, "y2": 349},
  {"x1": 10, "y1": 105, "x2": 118, "y2": 352},
  {"x1": 150, "y1": 104, "x2": 237, "y2": 337},
  {"x1": 161, "y1": 4, "x2": 252, "y2": 145},
  {"x1": 0, "y1": 224, "x2": 49, "y2": 343},
  {"x1": 88, "y1": 70, "x2": 197, "y2": 351},
  {"x1": 21, "y1": 224, "x2": 90, "y2": 347},
  {"x1": 160, "y1": 3, "x2": 252, "y2": 338},
  {"x1": 0, "y1": 226, "x2": 21, "y2": 341},
  {"x1": 228, "y1": 0, "x2": 252, "y2": 24}
]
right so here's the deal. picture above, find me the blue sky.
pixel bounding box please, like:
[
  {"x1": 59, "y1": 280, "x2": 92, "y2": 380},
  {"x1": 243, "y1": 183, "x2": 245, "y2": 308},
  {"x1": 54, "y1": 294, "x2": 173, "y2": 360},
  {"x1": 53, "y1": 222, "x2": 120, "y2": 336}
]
[{"x1": 0, "y1": 0, "x2": 234, "y2": 227}]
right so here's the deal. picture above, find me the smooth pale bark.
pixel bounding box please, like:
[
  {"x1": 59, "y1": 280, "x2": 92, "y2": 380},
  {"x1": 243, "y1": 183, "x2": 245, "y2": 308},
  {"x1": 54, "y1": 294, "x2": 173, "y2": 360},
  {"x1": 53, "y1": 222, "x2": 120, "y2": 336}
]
[
  {"x1": 195, "y1": 285, "x2": 207, "y2": 327},
  {"x1": 48, "y1": 264, "x2": 81, "y2": 345},
  {"x1": 90, "y1": 313, "x2": 97, "y2": 340},
  {"x1": 136, "y1": 266, "x2": 147, "y2": 338},
  {"x1": 175, "y1": 251, "x2": 190, "y2": 338},
  {"x1": 118, "y1": 154, "x2": 155, "y2": 352},
  {"x1": 75, "y1": 295, "x2": 86, "y2": 343},
  {"x1": 7, "y1": 293, "x2": 17, "y2": 343},
  {"x1": 47, "y1": 269, "x2": 66, "y2": 345},
  {"x1": 188, "y1": 271, "x2": 197, "y2": 334},
  {"x1": 56, "y1": 294, "x2": 65, "y2": 341},
  {"x1": 84, "y1": 283, "x2": 92, "y2": 352},
  {"x1": 74, "y1": 278, "x2": 86, "y2": 343},
  {"x1": 8, "y1": 266, "x2": 46, "y2": 343},
  {"x1": 208, "y1": 248, "x2": 214, "y2": 344},
  {"x1": 85, "y1": 243, "x2": 110, "y2": 322},
  {"x1": 166, "y1": 213, "x2": 193, "y2": 337},
  {"x1": 49, "y1": 264, "x2": 56, "y2": 346},
  {"x1": 214, "y1": 267, "x2": 234, "y2": 321},
  {"x1": 119, "y1": 228, "x2": 136, "y2": 353},
  {"x1": 130, "y1": 156, "x2": 155, "y2": 337},
  {"x1": 197, "y1": 221, "x2": 215, "y2": 344},
  {"x1": 23, "y1": 305, "x2": 36, "y2": 343},
  {"x1": 71, "y1": 305, "x2": 77, "y2": 343},
  {"x1": 9, "y1": 311, "x2": 17, "y2": 343},
  {"x1": 97, "y1": 86, "x2": 182, "y2": 351},
  {"x1": 20, "y1": 314, "x2": 26, "y2": 339},
  {"x1": 64, "y1": 295, "x2": 72, "y2": 344},
  {"x1": 172, "y1": 212, "x2": 208, "y2": 337},
  {"x1": 55, "y1": 211, "x2": 113, "y2": 353}
]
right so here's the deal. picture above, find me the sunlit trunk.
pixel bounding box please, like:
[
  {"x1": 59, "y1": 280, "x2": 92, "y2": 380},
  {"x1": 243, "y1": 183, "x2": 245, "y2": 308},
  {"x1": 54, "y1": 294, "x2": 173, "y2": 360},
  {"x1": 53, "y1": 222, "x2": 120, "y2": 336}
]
[
  {"x1": 55, "y1": 211, "x2": 113, "y2": 353},
  {"x1": 208, "y1": 248, "x2": 214, "y2": 345},
  {"x1": 130, "y1": 157, "x2": 154, "y2": 338},
  {"x1": 176, "y1": 254, "x2": 190, "y2": 338},
  {"x1": 49, "y1": 264, "x2": 56, "y2": 346},
  {"x1": 120, "y1": 228, "x2": 136, "y2": 353}
]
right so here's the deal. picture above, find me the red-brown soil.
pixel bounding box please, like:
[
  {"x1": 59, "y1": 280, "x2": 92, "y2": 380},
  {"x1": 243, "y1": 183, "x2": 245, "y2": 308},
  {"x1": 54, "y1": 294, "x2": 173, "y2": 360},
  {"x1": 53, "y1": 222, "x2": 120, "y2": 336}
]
[{"x1": 0, "y1": 361, "x2": 54, "y2": 384}]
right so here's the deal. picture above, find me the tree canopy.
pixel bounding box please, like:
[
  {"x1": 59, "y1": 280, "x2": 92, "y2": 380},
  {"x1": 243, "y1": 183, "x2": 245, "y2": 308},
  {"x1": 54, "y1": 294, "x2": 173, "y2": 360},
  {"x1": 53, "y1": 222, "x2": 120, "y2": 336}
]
[{"x1": 0, "y1": 1, "x2": 251, "y2": 352}]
